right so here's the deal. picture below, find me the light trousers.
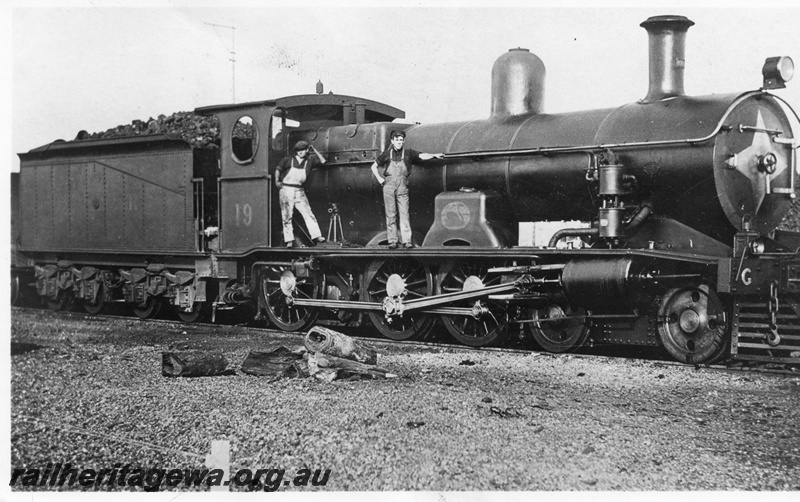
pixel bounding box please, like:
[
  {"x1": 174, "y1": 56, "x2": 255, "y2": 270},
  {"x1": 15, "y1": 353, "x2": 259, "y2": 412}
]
[
  {"x1": 279, "y1": 186, "x2": 322, "y2": 243},
  {"x1": 382, "y1": 177, "x2": 411, "y2": 245}
]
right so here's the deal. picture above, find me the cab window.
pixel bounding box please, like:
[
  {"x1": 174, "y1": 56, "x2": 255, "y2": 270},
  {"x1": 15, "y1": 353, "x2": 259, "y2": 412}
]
[{"x1": 231, "y1": 115, "x2": 258, "y2": 164}]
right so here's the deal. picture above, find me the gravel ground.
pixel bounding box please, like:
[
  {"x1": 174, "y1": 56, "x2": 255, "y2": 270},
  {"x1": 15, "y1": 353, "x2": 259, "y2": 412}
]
[{"x1": 8, "y1": 307, "x2": 800, "y2": 492}]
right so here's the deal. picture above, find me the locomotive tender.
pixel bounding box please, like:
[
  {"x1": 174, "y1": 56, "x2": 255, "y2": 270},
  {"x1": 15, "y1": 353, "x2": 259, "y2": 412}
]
[{"x1": 12, "y1": 15, "x2": 800, "y2": 365}]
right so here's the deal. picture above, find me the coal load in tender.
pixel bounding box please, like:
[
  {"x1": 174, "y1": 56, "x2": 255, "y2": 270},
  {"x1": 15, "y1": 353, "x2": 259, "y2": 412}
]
[{"x1": 80, "y1": 111, "x2": 223, "y2": 149}]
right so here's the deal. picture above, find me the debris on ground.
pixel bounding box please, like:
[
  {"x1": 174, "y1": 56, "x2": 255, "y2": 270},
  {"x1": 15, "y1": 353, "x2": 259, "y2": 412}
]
[
  {"x1": 305, "y1": 326, "x2": 396, "y2": 381},
  {"x1": 489, "y1": 406, "x2": 524, "y2": 419},
  {"x1": 305, "y1": 326, "x2": 378, "y2": 364},
  {"x1": 161, "y1": 351, "x2": 230, "y2": 377},
  {"x1": 171, "y1": 327, "x2": 396, "y2": 382},
  {"x1": 239, "y1": 346, "x2": 309, "y2": 379}
]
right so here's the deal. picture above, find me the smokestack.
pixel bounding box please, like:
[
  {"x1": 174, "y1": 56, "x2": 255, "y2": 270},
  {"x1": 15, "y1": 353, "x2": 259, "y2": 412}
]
[{"x1": 640, "y1": 15, "x2": 694, "y2": 102}]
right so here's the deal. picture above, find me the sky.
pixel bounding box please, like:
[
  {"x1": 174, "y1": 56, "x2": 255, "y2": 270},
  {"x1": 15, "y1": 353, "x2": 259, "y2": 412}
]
[{"x1": 4, "y1": 1, "x2": 800, "y2": 173}]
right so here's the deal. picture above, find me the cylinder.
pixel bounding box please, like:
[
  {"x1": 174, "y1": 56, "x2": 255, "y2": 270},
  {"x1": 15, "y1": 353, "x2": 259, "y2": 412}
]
[
  {"x1": 640, "y1": 15, "x2": 694, "y2": 102},
  {"x1": 490, "y1": 48, "x2": 546, "y2": 118},
  {"x1": 562, "y1": 258, "x2": 634, "y2": 306}
]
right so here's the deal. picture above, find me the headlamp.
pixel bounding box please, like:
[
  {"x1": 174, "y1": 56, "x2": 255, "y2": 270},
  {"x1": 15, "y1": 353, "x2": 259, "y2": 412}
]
[{"x1": 762, "y1": 56, "x2": 794, "y2": 90}]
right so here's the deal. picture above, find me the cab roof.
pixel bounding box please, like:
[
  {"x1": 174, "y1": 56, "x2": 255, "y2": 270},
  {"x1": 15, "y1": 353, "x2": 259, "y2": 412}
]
[{"x1": 194, "y1": 93, "x2": 405, "y2": 123}]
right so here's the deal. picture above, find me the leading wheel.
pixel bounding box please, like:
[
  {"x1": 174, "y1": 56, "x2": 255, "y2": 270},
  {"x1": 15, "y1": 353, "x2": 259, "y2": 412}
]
[
  {"x1": 657, "y1": 285, "x2": 728, "y2": 364},
  {"x1": 132, "y1": 296, "x2": 162, "y2": 319},
  {"x1": 526, "y1": 300, "x2": 589, "y2": 353},
  {"x1": 360, "y1": 258, "x2": 435, "y2": 341},
  {"x1": 437, "y1": 260, "x2": 509, "y2": 347},
  {"x1": 261, "y1": 265, "x2": 322, "y2": 331}
]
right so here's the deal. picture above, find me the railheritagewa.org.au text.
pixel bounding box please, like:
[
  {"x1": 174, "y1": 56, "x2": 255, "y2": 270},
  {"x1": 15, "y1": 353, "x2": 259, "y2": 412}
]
[{"x1": 10, "y1": 463, "x2": 331, "y2": 491}]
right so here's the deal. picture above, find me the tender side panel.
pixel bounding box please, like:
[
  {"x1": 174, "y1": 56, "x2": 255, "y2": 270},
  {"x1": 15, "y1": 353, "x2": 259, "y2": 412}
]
[{"x1": 19, "y1": 148, "x2": 195, "y2": 254}]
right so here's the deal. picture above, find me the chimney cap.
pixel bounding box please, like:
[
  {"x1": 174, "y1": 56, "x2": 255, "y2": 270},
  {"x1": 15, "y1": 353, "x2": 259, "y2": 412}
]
[{"x1": 640, "y1": 15, "x2": 694, "y2": 31}]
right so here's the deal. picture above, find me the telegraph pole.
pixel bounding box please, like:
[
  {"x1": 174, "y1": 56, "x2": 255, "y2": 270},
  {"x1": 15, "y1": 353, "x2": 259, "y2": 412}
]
[{"x1": 205, "y1": 22, "x2": 236, "y2": 103}]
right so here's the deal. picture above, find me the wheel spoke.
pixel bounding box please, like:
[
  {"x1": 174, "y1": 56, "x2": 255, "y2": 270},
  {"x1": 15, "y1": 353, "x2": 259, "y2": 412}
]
[
  {"x1": 439, "y1": 261, "x2": 508, "y2": 347},
  {"x1": 403, "y1": 265, "x2": 423, "y2": 279},
  {"x1": 263, "y1": 267, "x2": 320, "y2": 332},
  {"x1": 363, "y1": 258, "x2": 433, "y2": 341},
  {"x1": 527, "y1": 301, "x2": 588, "y2": 353},
  {"x1": 405, "y1": 278, "x2": 428, "y2": 290}
]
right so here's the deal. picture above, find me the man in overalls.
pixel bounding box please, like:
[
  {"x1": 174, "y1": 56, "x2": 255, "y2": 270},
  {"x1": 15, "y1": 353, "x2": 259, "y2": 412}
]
[
  {"x1": 275, "y1": 140, "x2": 327, "y2": 248},
  {"x1": 370, "y1": 130, "x2": 444, "y2": 249}
]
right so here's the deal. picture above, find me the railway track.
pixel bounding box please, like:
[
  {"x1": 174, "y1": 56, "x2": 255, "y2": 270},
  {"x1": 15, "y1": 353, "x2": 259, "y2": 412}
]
[{"x1": 11, "y1": 306, "x2": 799, "y2": 377}]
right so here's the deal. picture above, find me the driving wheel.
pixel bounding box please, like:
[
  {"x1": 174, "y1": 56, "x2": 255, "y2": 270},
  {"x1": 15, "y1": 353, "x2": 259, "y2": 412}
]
[
  {"x1": 360, "y1": 258, "x2": 435, "y2": 341},
  {"x1": 261, "y1": 265, "x2": 322, "y2": 331},
  {"x1": 437, "y1": 260, "x2": 509, "y2": 347}
]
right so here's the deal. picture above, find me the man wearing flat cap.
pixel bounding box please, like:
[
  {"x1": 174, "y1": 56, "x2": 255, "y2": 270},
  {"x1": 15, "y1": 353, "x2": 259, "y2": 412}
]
[
  {"x1": 370, "y1": 130, "x2": 444, "y2": 249},
  {"x1": 274, "y1": 140, "x2": 327, "y2": 247}
]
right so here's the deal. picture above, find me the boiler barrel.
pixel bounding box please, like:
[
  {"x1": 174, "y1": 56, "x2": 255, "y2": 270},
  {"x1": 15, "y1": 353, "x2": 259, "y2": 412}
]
[{"x1": 404, "y1": 91, "x2": 795, "y2": 244}]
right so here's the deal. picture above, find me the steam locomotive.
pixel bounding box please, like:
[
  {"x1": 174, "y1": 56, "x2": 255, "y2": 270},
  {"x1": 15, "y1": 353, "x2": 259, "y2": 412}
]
[{"x1": 11, "y1": 15, "x2": 800, "y2": 365}]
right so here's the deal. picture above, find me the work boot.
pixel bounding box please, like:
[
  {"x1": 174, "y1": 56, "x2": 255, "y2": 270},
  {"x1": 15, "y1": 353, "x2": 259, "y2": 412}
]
[
  {"x1": 388, "y1": 242, "x2": 399, "y2": 250},
  {"x1": 402, "y1": 242, "x2": 416, "y2": 249},
  {"x1": 285, "y1": 241, "x2": 294, "y2": 248},
  {"x1": 313, "y1": 236, "x2": 327, "y2": 244}
]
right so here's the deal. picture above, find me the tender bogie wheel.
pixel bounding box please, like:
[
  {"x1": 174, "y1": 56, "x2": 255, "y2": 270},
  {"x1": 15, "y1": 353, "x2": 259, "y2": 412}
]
[
  {"x1": 132, "y1": 296, "x2": 162, "y2": 320},
  {"x1": 361, "y1": 258, "x2": 435, "y2": 341},
  {"x1": 175, "y1": 301, "x2": 210, "y2": 323},
  {"x1": 46, "y1": 290, "x2": 75, "y2": 312},
  {"x1": 261, "y1": 266, "x2": 322, "y2": 331},
  {"x1": 657, "y1": 285, "x2": 728, "y2": 364},
  {"x1": 437, "y1": 261, "x2": 509, "y2": 347},
  {"x1": 526, "y1": 301, "x2": 590, "y2": 353},
  {"x1": 82, "y1": 282, "x2": 108, "y2": 315},
  {"x1": 11, "y1": 273, "x2": 21, "y2": 306}
]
